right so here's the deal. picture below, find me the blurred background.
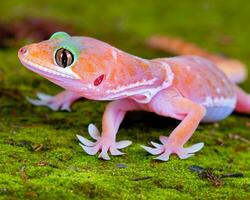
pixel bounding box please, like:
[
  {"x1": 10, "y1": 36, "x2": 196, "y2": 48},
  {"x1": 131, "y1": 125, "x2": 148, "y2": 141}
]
[
  {"x1": 0, "y1": 0, "x2": 249, "y2": 88},
  {"x1": 1, "y1": 0, "x2": 250, "y2": 88},
  {"x1": 1, "y1": 0, "x2": 250, "y2": 57}
]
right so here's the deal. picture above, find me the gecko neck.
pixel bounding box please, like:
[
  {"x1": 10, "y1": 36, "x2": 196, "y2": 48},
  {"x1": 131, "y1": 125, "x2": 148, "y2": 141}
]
[
  {"x1": 115, "y1": 58, "x2": 174, "y2": 103},
  {"x1": 129, "y1": 59, "x2": 174, "y2": 103}
]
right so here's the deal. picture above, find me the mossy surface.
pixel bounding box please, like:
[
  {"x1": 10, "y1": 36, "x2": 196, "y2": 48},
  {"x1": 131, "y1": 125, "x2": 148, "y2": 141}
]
[{"x1": 0, "y1": 0, "x2": 249, "y2": 199}]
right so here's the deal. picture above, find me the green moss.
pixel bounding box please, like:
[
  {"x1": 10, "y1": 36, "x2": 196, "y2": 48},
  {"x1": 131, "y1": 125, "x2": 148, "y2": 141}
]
[{"x1": 0, "y1": 0, "x2": 250, "y2": 199}]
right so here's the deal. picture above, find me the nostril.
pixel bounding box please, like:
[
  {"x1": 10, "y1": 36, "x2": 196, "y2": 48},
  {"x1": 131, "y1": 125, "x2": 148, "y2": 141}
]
[{"x1": 20, "y1": 47, "x2": 27, "y2": 55}]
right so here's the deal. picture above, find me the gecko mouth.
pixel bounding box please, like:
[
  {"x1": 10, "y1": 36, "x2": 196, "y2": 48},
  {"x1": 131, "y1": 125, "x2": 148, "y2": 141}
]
[{"x1": 18, "y1": 48, "x2": 80, "y2": 80}]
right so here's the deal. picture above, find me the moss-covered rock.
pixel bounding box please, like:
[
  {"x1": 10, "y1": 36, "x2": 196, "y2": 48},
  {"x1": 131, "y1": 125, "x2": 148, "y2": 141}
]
[{"x1": 0, "y1": 0, "x2": 249, "y2": 199}]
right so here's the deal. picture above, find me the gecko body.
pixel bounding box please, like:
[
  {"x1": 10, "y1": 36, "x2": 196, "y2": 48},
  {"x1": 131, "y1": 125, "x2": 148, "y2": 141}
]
[{"x1": 18, "y1": 32, "x2": 250, "y2": 161}]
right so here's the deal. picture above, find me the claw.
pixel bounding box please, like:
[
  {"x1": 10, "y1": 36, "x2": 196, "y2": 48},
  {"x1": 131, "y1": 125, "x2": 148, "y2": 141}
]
[
  {"x1": 116, "y1": 140, "x2": 132, "y2": 149},
  {"x1": 76, "y1": 135, "x2": 95, "y2": 146}
]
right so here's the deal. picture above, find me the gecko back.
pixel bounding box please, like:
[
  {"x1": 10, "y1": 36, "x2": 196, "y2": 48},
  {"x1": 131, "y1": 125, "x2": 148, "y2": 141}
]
[{"x1": 153, "y1": 56, "x2": 237, "y2": 122}]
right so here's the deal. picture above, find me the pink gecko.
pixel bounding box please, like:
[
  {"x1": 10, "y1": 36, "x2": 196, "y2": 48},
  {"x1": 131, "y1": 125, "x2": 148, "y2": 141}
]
[{"x1": 18, "y1": 32, "x2": 250, "y2": 161}]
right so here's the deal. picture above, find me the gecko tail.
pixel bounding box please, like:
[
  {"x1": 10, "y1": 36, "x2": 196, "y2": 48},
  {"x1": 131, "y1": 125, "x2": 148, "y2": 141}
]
[{"x1": 146, "y1": 35, "x2": 247, "y2": 84}]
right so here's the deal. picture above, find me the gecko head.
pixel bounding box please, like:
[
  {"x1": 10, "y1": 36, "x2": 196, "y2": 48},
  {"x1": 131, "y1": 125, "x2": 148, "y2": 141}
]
[
  {"x1": 18, "y1": 32, "x2": 88, "y2": 93},
  {"x1": 18, "y1": 32, "x2": 167, "y2": 100},
  {"x1": 18, "y1": 31, "x2": 115, "y2": 98}
]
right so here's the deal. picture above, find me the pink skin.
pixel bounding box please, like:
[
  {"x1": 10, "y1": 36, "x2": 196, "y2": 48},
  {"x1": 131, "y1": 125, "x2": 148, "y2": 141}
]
[
  {"x1": 18, "y1": 33, "x2": 250, "y2": 161},
  {"x1": 147, "y1": 35, "x2": 248, "y2": 84},
  {"x1": 235, "y1": 86, "x2": 250, "y2": 113}
]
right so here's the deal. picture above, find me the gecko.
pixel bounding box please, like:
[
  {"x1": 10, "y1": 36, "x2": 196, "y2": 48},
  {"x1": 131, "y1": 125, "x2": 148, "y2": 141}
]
[{"x1": 18, "y1": 32, "x2": 250, "y2": 161}]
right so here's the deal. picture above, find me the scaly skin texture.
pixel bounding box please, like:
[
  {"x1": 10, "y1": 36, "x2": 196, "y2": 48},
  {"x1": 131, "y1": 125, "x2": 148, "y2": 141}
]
[
  {"x1": 18, "y1": 32, "x2": 250, "y2": 161},
  {"x1": 147, "y1": 35, "x2": 248, "y2": 83}
]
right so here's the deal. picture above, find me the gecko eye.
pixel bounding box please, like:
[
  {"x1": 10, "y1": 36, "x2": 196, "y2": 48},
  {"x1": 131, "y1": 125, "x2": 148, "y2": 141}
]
[{"x1": 55, "y1": 48, "x2": 74, "y2": 68}]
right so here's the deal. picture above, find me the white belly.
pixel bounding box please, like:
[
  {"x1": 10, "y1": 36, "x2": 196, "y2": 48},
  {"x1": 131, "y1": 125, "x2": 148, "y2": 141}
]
[{"x1": 202, "y1": 106, "x2": 235, "y2": 123}]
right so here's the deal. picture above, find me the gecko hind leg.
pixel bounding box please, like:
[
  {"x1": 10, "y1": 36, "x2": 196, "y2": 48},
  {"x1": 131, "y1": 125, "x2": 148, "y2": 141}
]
[
  {"x1": 235, "y1": 86, "x2": 250, "y2": 113},
  {"x1": 27, "y1": 90, "x2": 82, "y2": 111},
  {"x1": 142, "y1": 90, "x2": 206, "y2": 161}
]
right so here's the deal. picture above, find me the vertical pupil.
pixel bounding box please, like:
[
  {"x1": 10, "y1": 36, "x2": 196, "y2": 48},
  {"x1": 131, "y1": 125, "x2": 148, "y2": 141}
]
[
  {"x1": 61, "y1": 50, "x2": 68, "y2": 67},
  {"x1": 55, "y1": 48, "x2": 73, "y2": 68}
]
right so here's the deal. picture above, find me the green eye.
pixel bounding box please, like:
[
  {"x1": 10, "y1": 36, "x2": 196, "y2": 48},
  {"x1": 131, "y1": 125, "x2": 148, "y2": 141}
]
[{"x1": 55, "y1": 48, "x2": 74, "y2": 68}]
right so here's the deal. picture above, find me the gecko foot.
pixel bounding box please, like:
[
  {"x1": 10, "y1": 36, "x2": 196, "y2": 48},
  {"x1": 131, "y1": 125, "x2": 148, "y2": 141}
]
[
  {"x1": 27, "y1": 92, "x2": 72, "y2": 111},
  {"x1": 141, "y1": 136, "x2": 204, "y2": 161},
  {"x1": 77, "y1": 124, "x2": 132, "y2": 160}
]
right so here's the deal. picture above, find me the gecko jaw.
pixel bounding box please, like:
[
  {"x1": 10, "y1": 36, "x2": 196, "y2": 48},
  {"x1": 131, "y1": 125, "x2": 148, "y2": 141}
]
[{"x1": 18, "y1": 49, "x2": 80, "y2": 80}]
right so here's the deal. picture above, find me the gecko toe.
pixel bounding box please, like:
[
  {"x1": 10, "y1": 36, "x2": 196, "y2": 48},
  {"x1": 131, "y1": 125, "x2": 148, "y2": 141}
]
[
  {"x1": 76, "y1": 135, "x2": 95, "y2": 146},
  {"x1": 26, "y1": 92, "x2": 75, "y2": 111},
  {"x1": 98, "y1": 152, "x2": 111, "y2": 160},
  {"x1": 141, "y1": 145, "x2": 163, "y2": 155},
  {"x1": 61, "y1": 104, "x2": 72, "y2": 112},
  {"x1": 88, "y1": 124, "x2": 101, "y2": 140},
  {"x1": 115, "y1": 140, "x2": 132, "y2": 149},
  {"x1": 110, "y1": 148, "x2": 124, "y2": 156},
  {"x1": 150, "y1": 141, "x2": 162, "y2": 148},
  {"x1": 47, "y1": 104, "x2": 60, "y2": 111},
  {"x1": 79, "y1": 143, "x2": 99, "y2": 155},
  {"x1": 26, "y1": 96, "x2": 45, "y2": 106},
  {"x1": 36, "y1": 92, "x2": 52, "y2": 101},
  {"x1": 178, "y1": 152, "x2": 194, "y2": 159},
  {"x1": 154, "y1": 152, "x2": 170, "y2": 161},
  {"x1": 184, "y1": 142, "x2": 204, "y2": 154}
]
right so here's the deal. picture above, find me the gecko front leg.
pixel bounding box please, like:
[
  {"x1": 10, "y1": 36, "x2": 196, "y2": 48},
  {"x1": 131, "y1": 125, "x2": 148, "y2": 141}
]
[
  {"x1": 77, "y1": 99, "x2": 140, "y2": 160},
  {"x1": 142, "y1": 89, "x2": 206, "y2": 161},
  {"x1": 27, "y1": 90, "x2": 83, "y2": 111}
]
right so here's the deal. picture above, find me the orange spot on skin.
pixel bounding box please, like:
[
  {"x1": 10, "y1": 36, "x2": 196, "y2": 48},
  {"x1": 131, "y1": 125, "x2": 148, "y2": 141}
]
[
  {"x1": 72, "y1": 54, "x2": 106, "y2": 78},
  {"x1": 28, "y1": 43, "x2": 55, "y2": 68},
  {"x1": 109, "y1": 68, "x2": 117, "y2": 82}
]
